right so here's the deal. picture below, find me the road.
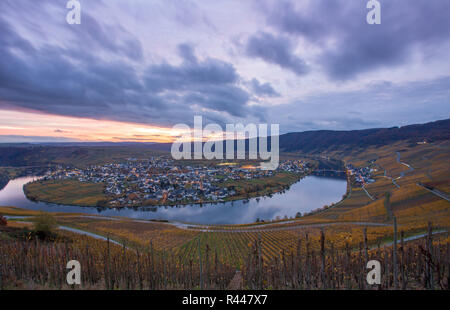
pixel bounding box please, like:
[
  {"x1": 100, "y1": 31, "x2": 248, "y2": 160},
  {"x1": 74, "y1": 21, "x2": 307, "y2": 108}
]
[
  {"x1": 417, "y1": 183, "x2": 450, "y2": 202},
  {"x1": 362, "y1": 185, "x2": 375, "y2": 201},
  {"x1": 395, "y1": 151, "x2": 414, "y2": 179},
  {"x1": 59, "y1": 226, "x2": 125, "y2": 247},
  {"x1": 382, "y1": 152, "x2": 414, "y2": 189},
  {"x1": 6, "y1": 216, "x2": 128, "y2": 248},
  {"x1": 174, "y1": 221, "x2": 391, "y2": 233},
  {"x1": 373, "y1": 229, "x2": 448, "y2": 248}
]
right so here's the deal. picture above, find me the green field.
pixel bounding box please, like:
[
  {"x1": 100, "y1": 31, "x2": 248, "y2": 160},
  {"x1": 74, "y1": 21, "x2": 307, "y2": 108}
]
[
  {"x1": 217, "y1": 171, "x2": 304, "y2": 201},
  {"x1": 24, "y1": 179, "x2": 107, "y2": 207}
]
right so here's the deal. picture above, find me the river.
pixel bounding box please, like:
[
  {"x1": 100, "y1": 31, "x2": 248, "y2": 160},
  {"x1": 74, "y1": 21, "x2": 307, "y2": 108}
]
[{"x1": 0, "y1": 176, "x2": 347, "y2": 225}]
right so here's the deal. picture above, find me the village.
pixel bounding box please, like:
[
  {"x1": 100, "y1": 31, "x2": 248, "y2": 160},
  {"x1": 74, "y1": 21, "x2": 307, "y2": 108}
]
[
  {"x1": 345, "y1": 162, "x2": 376, "y2": 187},
  {"x1": 41, "y1": 157, "x2": 310, "y2": 207}
]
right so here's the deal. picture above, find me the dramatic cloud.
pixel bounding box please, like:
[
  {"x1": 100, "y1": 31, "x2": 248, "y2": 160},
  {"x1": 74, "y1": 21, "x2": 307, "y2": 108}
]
[
  {"x1": 0, "y1": 2, "x2": 268, "y2": 128},
  {"x1": 0, "y1": 0, "x2": 448, "y2": 140},
  {"x1": 267, "y1": 76, "x2": 450, "y2": 132},
  {"x1": 246, "y1": 32, "x2": 309, "y2": 76},
  {"x1": 143, "y1": 44, "x2": 267, "y2": 121},
  {"x1": 264, "y1": 0, "x2": 450, "y2": 80}
]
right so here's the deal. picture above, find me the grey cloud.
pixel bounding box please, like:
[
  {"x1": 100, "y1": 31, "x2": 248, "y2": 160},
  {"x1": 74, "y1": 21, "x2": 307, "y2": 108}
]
[
  {"x1": 0, "y1": 4, "x2": 266, "y2": 128},
  {"x1": 268, "y1": 76, "x2": 450, "y2": 133},
  {"x1": 178, "y1": 43, "x2": 198, "y2": 64},
  {"x1": 142, "y1": 44, "x2": 266, "y2": 120},
  {"x1": 145, "y1": 51, "x2": 238, "y2": 92},
  {"x1": 0, "y1": 135, "x2": 79, "y2": 143},
  {"x1": 0, "y1": 0, "x2": 143, "y2": 62},
  {"x1": 249, "y1": 78, "x2": 280, "y2": 97},
  {"x1": 54, "y1": 129, "x2": 72, "y2": 133},
  {"x1": 245, "y1": 32, "x2": 309, "y2": 76},
  {"x1": 264, "y1": 0, "x2": 450, "y2": 80},
  {"x1": 264, "y1": 1, "x2": 338, "y2": 43},
  {"x1": 1, "y1": 0, "x2": 447, "y2": 134},
  {"x1": 171, "y1": 0, "x2": 217, "y2": 31},
  {"x1": 67, "y1": 13, "x2": 144, "y2": 61}
]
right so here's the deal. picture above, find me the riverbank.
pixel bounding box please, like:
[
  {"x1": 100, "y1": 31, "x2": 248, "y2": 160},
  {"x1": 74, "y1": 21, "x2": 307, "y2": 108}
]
[
  {"x1": 22, "y1": 171, "x2": 306, "y2": 208},
  {"x1": 0, "y1": 166, "x2": 52, "y2": 191},
  {"x1": 1, "y1": 175, "x2": 348, "y2": 225}
]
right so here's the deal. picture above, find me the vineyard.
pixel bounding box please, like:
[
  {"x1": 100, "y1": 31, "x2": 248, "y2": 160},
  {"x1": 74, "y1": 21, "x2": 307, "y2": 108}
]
[
  {"x1": 0, "y1": 222, "x2": 448, "y2": 290},
  {"x1": 0, "y1": 141, "x2": 449, "y2": 290}
]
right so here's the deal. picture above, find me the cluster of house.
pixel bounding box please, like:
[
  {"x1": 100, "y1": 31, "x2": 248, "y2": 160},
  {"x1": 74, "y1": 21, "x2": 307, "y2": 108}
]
[
  {"x1": 42, "y1": 157, "x2": 310, "y2": 207},
  {"x1": 346, "y1": 163, "x2": 376, "y2": 186},
  {"x1": 277, "y1": 160, "x2": 309, "y2": 173}
]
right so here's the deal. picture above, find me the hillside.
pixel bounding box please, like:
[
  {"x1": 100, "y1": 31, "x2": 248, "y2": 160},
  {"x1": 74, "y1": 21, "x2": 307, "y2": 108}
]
[
  {"x1": 0, "y1": 145, "x2": 168, "y2": 168},
  {"x1": 0, "y1": 119, "x2": 448, "y2": 167},
  {"x1": 279, "y1": 119, "x2": 450, "y2": 153}
]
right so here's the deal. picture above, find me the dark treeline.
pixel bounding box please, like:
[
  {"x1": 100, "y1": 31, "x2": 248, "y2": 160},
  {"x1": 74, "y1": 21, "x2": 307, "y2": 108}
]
[{"x1": 0, "y1": 172, "x2": 8, "y2": 191}]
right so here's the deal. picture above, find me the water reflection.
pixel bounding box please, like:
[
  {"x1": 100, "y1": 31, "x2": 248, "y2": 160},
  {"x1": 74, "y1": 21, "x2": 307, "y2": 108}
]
[{"x1": 0, "y1": 176, "x2": 346, "y2": 224}]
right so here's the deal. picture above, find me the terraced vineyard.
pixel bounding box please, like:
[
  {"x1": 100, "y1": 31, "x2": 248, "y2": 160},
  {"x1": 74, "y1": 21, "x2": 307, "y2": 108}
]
[
  {"x1": 1, "y1": 140, "x2": 449, "y2": 289},
  {"x1": 1, "y1": 220, "x2": 448, "y2": 290}
]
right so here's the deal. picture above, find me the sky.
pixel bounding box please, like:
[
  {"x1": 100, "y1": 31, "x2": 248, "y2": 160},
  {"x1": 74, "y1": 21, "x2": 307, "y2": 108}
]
[{"x1": 0, "y1": 0, "x2": 449, "y2": 143}]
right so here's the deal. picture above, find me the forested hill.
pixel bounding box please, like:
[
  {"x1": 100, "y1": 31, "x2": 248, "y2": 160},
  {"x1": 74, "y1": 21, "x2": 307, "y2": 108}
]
[
  {"x1": 0, "y1": 119, "x2": 448, "y2": 166},
  {"x1": 279, "y1": 119, "x2": 450, "y2": 153}
]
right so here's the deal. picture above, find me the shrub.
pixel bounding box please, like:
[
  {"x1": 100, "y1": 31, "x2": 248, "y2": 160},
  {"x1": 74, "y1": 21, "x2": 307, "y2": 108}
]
[
  {"x1": 0, "y1": 215, "x2": 7, "y2": 226},
  {"x1": 96, "y1": 199, "x2": 109, "y2": 207},
  {"x1": 33, "y1": 212, "x2": 57, "y2": 238}
]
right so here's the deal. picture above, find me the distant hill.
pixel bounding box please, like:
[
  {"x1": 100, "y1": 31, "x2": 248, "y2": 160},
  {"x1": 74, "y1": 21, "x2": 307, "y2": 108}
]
[
  {"x1": 279, "y1": 119, "x2": 450, "y2": 153},
  {"x1": 0, "y1": 119, "x2": 448, "y2": 166},
  {"x1": 163, "y1": 118, "x2": 450, "y2": 154},
  {"x1": 0, "y1": 145, "x2": 168, "y2": 167}
]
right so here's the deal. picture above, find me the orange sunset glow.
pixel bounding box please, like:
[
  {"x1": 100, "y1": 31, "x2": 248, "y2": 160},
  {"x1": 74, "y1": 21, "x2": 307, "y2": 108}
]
[{"x1": 0, "y1": 109, "x2": 185, "y2": 143}]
